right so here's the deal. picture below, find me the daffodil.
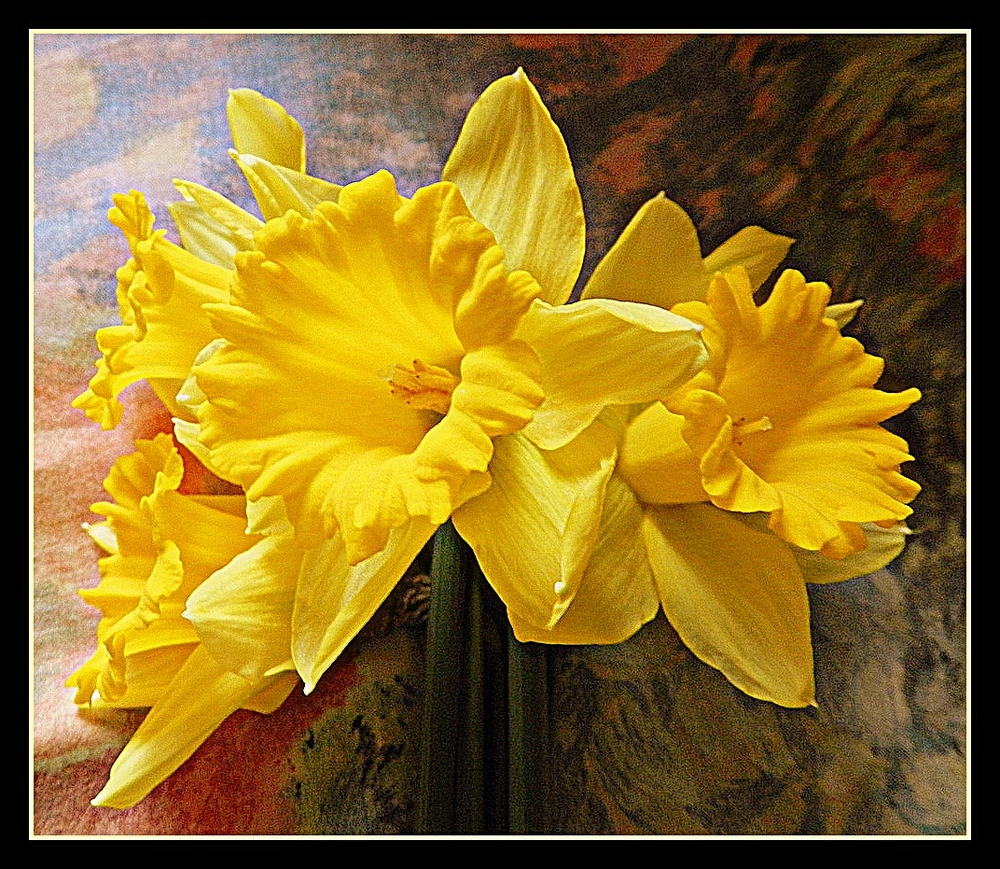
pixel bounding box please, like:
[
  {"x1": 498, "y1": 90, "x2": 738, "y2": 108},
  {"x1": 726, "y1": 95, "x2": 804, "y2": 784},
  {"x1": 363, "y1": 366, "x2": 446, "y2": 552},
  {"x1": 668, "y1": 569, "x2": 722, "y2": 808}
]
[
  {"x1": 72, "y1": 88, "x2": 344, "y2": 432},
  {"x1": 576, "y1": 193, "x2": 921, "y2": 707},
  {"x1": 179, "y1": 71, "x2": 708, "y2": 690},
  {"x1": 65, "y1": 433, "x2": 299, "y2": 807}
]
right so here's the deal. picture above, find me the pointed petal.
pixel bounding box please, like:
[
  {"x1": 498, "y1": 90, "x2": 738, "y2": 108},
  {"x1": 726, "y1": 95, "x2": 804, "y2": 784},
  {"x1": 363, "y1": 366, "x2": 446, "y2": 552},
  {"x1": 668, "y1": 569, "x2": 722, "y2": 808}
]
[
  {"x1": 170, "y1": 178, "x2": 263, "y2": 265},
  {"x1": 825, "y1": 299, "x2": 864, "y2": 329},
  {"x1": 508, "y1": 470, "x2": 658, "y2": 644},
  {"x1": 292, "y1": 518, "x2": 436, "y2": 693},
  {"x1": 453, "y1": 424, "x2": 617, "y2": 632},
  {"x1": 229, "y1": 150, "x2": 341, "y2": 221},
  {"x1": 643, "y1": 503, "x2": 816, "y2": 707},
  {"x1": 183, "y1": 535, "x2": 299, "y2": 680},
  {"x1": 519, "y1": 298, "x2": 708, "y2": 450},
  {"x1": 702, "y1": 225, "x2": 795, "y2": 290},
  {"x1": 582, "y1": 192, "x2": 707, "y2": 307},
  {"x1": 227, "y1": 88, "x2": 305, "y2": 172},
  {"x1": 795, "y1": 521, "x2": 911, "y2": 583},
  {"x1": 90, "y1": 646, "x2": 295, "y2": 808},
  {"x1": 442, "y1": 69, "x2": 584, "y2": 305}
]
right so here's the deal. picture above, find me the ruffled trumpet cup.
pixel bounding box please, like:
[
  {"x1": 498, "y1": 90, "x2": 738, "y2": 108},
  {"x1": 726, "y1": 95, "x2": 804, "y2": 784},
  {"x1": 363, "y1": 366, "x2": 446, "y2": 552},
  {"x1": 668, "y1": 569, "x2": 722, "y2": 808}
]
[
  {"x1": 622, "y1": 266, "x2": 922, "y2": 559},
  {"x1": 194, "y1": 170, "x2": 547, "y2": 565}
]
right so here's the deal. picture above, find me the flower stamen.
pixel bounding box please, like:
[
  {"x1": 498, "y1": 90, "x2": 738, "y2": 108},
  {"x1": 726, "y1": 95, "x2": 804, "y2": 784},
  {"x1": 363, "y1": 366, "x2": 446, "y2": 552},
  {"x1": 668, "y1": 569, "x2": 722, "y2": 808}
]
[
  {"x1": 732, "y1": 414, "x2": 773, "y2": 447},
  {"x1": 387, "y1": 359, "x2": 460, "y2": 415}
]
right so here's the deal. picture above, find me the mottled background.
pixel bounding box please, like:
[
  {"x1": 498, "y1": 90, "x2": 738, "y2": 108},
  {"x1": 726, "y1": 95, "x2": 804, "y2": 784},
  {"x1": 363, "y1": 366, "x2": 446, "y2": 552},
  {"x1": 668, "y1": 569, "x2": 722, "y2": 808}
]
[{"x1": 32, "y1": 33, "x2": 967, "y2": 836}]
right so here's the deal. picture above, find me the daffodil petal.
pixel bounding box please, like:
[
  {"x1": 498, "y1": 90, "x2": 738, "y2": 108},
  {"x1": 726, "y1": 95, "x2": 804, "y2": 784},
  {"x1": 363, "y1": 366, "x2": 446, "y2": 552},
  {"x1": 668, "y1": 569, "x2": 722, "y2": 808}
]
[
  {"x1": 519, "y1": 297, "x2": 709, "y2": 451},
  {"x1": 227, "y1": 88, "x2": 305, "y2": 172},
  {"x1": 507, "y1": 469, "x2": 658, "y2": 644},
  {"x1": 794, "y1": 521, "x2": 911, "y2": 583},
  {"x1": 229, "y1": 150, "x2": 342, "y2": 221},
  {"x1": 825, "y1": 299, "x2": 864, "y2": 329},
  {"x1": 442, "y1": 69, "x2": 584, "y2": 305},
  {"x1": 183, "y1": 534, "x2": 298, "y2": 681},
  {"x1": 169, "y1": 178, "x2": 262, "y2": 266},
  {"x1": 582, "y1": 192, "x2": 707, "y2": 307},
  {"x1": 291, "y1": 518, "x2": 437, "y2": 693},
  {"x1": 643, "y1": 502, "x2": 816, "y2": 708},
  {"x1": 91, "y1": 646, "x2": 297, "y2": 809},
  {"x1": 453, "y1": 423, "x2": 617, "y2": 633},
  {"x1": 702, "y1": 225, "x2": 795, "y2": 290}
]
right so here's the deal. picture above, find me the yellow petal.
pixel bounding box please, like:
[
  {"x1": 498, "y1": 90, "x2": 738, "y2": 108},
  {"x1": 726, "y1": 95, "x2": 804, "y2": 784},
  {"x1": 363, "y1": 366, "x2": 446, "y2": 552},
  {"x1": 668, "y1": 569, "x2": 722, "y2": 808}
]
[
  {"x1": 618, "y1": 400, "x2": 711, "y2": 506},
  {"x1": 91, "y1": 646, "x2": 296, "y2": 808},
  {"x1": 582, "y1": 192, "x2": 707, "y2": 308},
  {"x1": 825, "y1": 299, "x2": 864, "y2": 330},
  {"x1": 518, "y1": 297, "x2": 708, "y2": 451},
  {"x1": 507, "y1": 469, "x2": 659, "y2": 644},
  {"x1": 196, "y1": 172, "x2": 542, "y2": 560},
  {"x1": 702, "y1": 225, "x2": 795, "y2": 290},
  {"x1": 170, "y1": 178, "x2": 263, "y2": 265},
  {"x1": 291, "y1": 518, "x2": 437, "y2": 693},
  {"x1": 183, "y1": 534, "x2": 298, "y2": 681},
  {"x1": 226, "y1": 88, "x2": 305, "y2": 172},
  {"x1": 794, "y1": 521, "x2": 912, "y2": 583},
  {"x1": 643, "y1": 503, "x2": 816, "y2": 708},
  {"x1": 442, "y1": 69, "x2": 584, "y2": 305},
  {"x1": 229, "y1": 150, "x2": 342, "y2": 221},
  {"x1": 453, "y1": 423, "x2": 617, "y2": 632}
]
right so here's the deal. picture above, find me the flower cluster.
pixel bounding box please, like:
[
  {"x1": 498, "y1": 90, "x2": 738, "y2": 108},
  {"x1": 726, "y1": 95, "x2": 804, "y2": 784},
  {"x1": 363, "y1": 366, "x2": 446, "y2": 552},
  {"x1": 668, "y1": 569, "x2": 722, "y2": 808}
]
[{"x1": 68, "y1": 71, "x2": 920, "y2": 807}]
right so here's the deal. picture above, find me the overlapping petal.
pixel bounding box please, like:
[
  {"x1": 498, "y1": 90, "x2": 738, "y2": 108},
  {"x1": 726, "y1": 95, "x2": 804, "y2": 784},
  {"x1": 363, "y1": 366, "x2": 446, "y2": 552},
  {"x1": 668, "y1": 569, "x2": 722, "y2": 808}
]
[
  {"x1": 71, "y1": 191, "x2": 232, "y2": 429},
  {"x1": 65, "y1": 433, "x2": 260, "y2": 709},
  {"x1": 195, "y1": 170, "x2": 544, "y2": 562},
  {"x1": 517, "y1": 296, "x2": 708, "y2": 450},
  {"x1": 90, "y1": 646, "x2": 297, "y2": 809},
  {"x1": 643, "y1": 503, "x2": 816, "y2": 708},
  {"x1": 452, "y1": 422, "x2": 618, "y2": 633},
  {"x1": 443, "y1": 69, "x2": 585, "y2": 305},
  {"x1": 581, "y1": 191, "x2": 794, "y2": 308}
]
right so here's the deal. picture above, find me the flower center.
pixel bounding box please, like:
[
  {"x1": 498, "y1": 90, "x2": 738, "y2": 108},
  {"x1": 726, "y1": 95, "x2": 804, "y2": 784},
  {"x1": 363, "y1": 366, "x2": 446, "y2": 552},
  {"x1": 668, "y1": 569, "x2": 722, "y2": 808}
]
[{"x1": 387, "y1": 359, "x2": 460, "y2": 415}]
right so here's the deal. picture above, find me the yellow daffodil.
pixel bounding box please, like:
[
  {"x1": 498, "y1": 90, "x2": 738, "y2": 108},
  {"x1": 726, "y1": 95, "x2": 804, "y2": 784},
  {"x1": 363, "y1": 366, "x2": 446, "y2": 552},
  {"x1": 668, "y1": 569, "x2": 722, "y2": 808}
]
[
  {"x1": 181, "y1": 71, "x2": 707, "y2": 689},
  {"x1": 71, "y1": 192, "x2": 234, "y2": 429},
  {"x1": 574, "y1": 193, "x2": 921, "y2": 707},
  {"x1": 66, "y1": 433, "x2": 299, "y2": 807},
  {"x1": 73, "y1": 88, "x2": 343, "y2": 432}
]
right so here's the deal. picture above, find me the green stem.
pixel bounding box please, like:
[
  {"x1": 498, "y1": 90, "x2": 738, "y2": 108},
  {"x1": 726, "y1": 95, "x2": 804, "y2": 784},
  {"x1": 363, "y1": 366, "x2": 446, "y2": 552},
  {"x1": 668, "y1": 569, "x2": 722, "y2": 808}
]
[
  {"x1": 507, "y1": 631, "x2": 550, "y2": 834},
  {"x1": 417, "y1": 521, "x2": 467, "y2": 834}
]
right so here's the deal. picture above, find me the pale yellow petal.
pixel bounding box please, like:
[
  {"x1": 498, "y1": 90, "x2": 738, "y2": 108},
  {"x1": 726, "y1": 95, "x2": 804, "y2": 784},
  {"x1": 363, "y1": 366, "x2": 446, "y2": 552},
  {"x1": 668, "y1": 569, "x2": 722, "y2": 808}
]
[
  {"x1": 227, "y1": 88, "x2": 305, "y2": 172},
  {"x1": 795, "y1": 522, "x2": 911, "y2": 583},
  {"x1": 702, "y1": 225, "x2": 795, "y2": 290},
  {"x1": 184, "y1": 535, "x2": 298, "y2": 680},
  {"x1": 618, "y1": 401, "x2": 710, "y2": 505},
  {"x1": 825, "y1": 299, "x2": 864, "y2": 330},
  {"x1": 91, "y1": 646, "x2": 296, "y2": 808},
  {"x1": 442, "y1": 69, "x2": 584, "y2": 305},
  {"x1": 291, "y1": 518, "x2": 437, "y2": 693},
  {"x1": 581, "y1": 192, "x2": 706, "y2": 307},
  {"x1": 453, "y1": 424, "x2": 617, "y2": 632},
  {"x1": 519, "y1": 297, "x2": 708, "y2": 451},
  {"x1": 229, "y1": 150, "x2": 342, "y2": 221},
  {"x1": 507, "y1": 469, "x2": 658, "y2": 644},
  {"x1": 643, "y1": 503, "x2": 816, "y2": 708},
  {"x1": 169, "y1": 178, "x2": 263, "y2": 265}
]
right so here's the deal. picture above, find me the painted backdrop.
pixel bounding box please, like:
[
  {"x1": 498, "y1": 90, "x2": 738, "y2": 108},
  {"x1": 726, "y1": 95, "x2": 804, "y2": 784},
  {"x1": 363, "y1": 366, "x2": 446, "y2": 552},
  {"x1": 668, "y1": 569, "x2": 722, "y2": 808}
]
[{"x1": 33, "y1": 33, "x2": 966, "y2": 835}]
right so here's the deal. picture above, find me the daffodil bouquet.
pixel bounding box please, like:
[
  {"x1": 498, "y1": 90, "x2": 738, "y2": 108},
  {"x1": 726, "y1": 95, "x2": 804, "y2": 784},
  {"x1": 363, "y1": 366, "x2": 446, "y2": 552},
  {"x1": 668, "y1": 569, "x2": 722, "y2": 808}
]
[{"x1": 67, "y1": 70, "x2": 921, "y2": 818}]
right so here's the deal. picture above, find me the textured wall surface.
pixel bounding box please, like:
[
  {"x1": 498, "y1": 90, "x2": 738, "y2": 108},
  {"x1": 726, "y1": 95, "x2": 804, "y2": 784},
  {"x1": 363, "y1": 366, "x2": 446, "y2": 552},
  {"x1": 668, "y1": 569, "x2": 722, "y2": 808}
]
[{"x1": 32, "y1": 32, "x2": 966, "y2": 836}]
